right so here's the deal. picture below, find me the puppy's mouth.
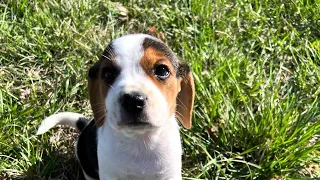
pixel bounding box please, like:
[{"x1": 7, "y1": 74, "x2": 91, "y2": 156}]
[
  {"x1": 126, "y1": 121, "x2": 150, "y2": 127},
  {"x1": 117, "y1": 121, "x2": 154, "y2": 132},
  {"x1": 117, "y1": 113, "x2": 153, "y2": 129}
]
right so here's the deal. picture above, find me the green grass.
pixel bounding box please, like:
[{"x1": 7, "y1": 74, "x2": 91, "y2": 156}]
[{"x1": 1, "y1": 0, "x2": 320, "y2": 179}]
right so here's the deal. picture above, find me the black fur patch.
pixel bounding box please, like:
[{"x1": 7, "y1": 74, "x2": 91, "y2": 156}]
[
  {"x1": 76, "y1": 120, "x2": 99, "y2": 179},
  {"x1": 177, "y1": 62, "x2": 191, "y2": 78},
  {"x1": 88, "y1": 62, "x2": 100, "y2": 79},
  {"x1": 88, "y1": 44, "x2": 116, "y2": 80},
  {"x1": 76, "y1": 117, "x2": 90, "y2": 132},
  {"x1": 101, "y1": 44, "x2": 115, "y2": 62}
]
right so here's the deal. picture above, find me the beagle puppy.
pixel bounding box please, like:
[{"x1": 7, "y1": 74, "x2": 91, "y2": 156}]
[{"x1": 36, "y1": 34, "x2": 195, "y2": 180}]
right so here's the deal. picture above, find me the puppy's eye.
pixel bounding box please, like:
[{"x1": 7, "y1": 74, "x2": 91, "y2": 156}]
[
  {"x1": 154, "y1": 64, "x2": 170, "y2": 80},
  {"x1": 103, "y1": 67, "x2": 117, "y2": 82}
]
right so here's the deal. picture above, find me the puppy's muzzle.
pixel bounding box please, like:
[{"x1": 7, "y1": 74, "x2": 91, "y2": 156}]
[{"x1": 119, "y1": 91, "x2": 150, "y2": 127}]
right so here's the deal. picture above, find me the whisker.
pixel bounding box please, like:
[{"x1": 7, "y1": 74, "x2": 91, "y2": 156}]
[
  {"x1": 91, "y1": 102, "x2": 106, "y2": 106},
  {"x1": 106, "y1": 46, "x2": 116, "y2": 59},
  {"x1": 101, "y1": 54, "x2": 112, "y2": 61},
  {"x1": 95, "y1": 115, "x2": 106, "y2": 126},
  {"x1": 143, "y1": 139, "x2": 147, "y2": 150},
  {"x1": 176, "y1": 97, "x2": 187, "y2": 109},
  {"x1": 109, "y1": 84, "x2": 115, "y2": 90},
  {"x1": 91, "y1": 105, "x2": 107, "y2": 111},
  {"x1": 93, "y1": 107, "x2": 107, "y2": 114},
  {"x1": 175, "y1": 111, "x2": 184, "y2": 118},
  {"x1": 176, "y1": 103, "x2": 187, "y2": 110}
]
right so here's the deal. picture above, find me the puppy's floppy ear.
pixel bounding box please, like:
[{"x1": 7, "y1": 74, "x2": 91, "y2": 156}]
[
  {"x1": 176, "y1": 62, "x2": 195, "y2": 129},
  {"x1": 88, "y1": 61, "x2": 106, "y2": 127}
]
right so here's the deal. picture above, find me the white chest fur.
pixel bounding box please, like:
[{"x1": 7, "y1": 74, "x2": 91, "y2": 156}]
[{"x1": 97, "y1": 119, "x2": 183, "y2": 180}]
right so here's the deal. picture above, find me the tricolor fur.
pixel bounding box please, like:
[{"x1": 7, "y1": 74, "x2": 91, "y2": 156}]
[{"x1": 37, "y1": 34, "x2": 195, "y2": 180}]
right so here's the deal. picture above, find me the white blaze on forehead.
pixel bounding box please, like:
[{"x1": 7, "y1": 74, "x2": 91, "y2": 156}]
[
  {"x1": 112, "y1": 34, "x2": 156, "y2": 71},
  {"x1": 110, "y1": 34, "x2": 161, "y2": 93}
]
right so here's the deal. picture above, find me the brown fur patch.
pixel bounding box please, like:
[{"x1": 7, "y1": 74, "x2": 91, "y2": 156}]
[
  {"x1": 140, "y1": 46, "x2": 195, "y2": 129},
  {"x1": 88, "y1": 78, "x2": 108, "y2": 127},
  {"x1": 140, "y1": 47, "x2": 179, "y2": 116},
  {"x1": 176, "y1": 72, "x2": 195, "y2": 128},
  {"x1": 88, "y1": 59, "x2": 117, "y2": 127}
]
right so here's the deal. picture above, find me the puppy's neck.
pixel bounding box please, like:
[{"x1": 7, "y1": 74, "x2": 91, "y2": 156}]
[
  {"x1": 100, "y1": 116, "x2": 180, "y2": 150},
  {"x1": 97, "y1": 115, "x2": 183, "y2": 179}
]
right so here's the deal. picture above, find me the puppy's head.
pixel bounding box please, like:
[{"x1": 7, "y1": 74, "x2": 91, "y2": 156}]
[{"x1": 88, "y1": 34, "x2": 194, "y2": 134}]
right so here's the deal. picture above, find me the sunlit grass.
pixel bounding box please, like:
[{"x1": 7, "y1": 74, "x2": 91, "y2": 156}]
[{"x1": 1, "y1": 0, "x2": 320, "y2": 179}]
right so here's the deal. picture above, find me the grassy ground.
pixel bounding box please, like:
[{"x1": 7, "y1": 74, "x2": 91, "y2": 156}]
[{"x1": 1, "y1": 0, "x2": 320, "y2": 179}]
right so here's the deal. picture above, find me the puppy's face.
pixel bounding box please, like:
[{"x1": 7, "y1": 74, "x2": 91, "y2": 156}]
[{"x1": 88, "y1": 34, "x2": 194, "y2": 134}]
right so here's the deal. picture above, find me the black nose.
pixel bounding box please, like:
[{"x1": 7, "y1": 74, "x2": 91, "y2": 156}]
[{"x1": 120, "y1": 92, "x2": 147, "y2": 113}]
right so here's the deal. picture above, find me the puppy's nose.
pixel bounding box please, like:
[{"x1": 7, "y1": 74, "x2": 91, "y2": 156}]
[{"x1": 120, "y1": 92, "x2": 147, "y2": 113}]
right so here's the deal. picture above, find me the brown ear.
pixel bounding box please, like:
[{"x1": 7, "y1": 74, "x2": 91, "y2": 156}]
[
  {"x1": 88, "y1": 61, "x2": 106, "y2": 127},
  {"x1": 176, "y1": 67, "x2": 195, "y2": 129}
]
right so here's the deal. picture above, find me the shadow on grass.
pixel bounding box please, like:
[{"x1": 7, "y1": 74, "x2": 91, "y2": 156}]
[
  {"x1": 25, "y1": 127, "x2": 85, "y2": 180},
  {"x1": 24, "y1": 153, "x2": 84, "y2": 180}
]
